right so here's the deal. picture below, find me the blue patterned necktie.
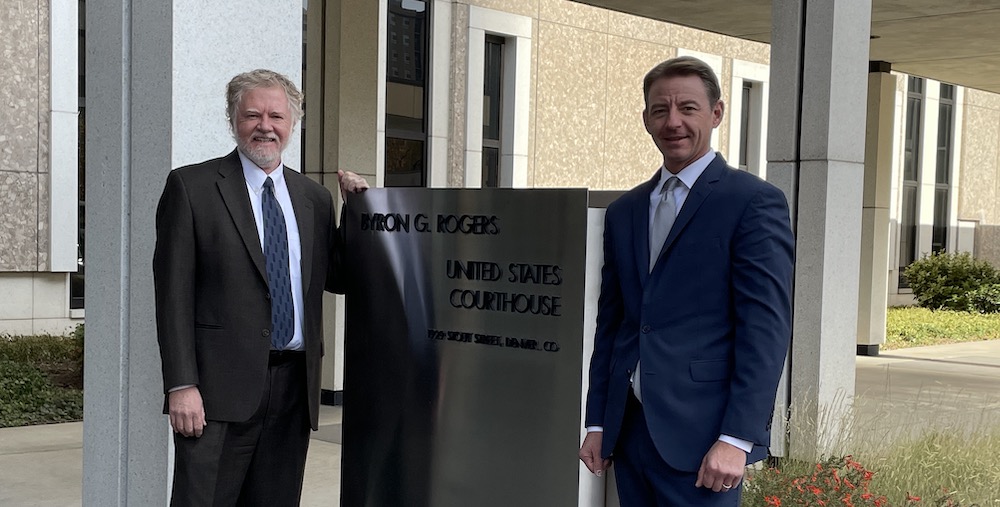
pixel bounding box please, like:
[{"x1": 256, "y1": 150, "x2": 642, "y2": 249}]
[{"x1": 262, "y1": 177, "x2": 294, "y2": 349}]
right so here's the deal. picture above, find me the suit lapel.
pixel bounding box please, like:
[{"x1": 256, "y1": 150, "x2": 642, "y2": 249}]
[
  {"x1": 632, "y1": 173, "x2": 660, "y2": 287},
  {"x1": 657, "y1": 156, "x2": 727, "y2": 258},
  {"x1": 285, "y1": 169, "x2": 315, "y2": 297},
  {"x1": 216, "y1": 151, "x2": 268, "y2": 283}
]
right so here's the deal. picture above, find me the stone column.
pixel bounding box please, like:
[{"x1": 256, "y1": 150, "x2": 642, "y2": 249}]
[
  {"x1": 857, "y1": 63, "x2": 896, "y2": 356},
  {"x1": 309, "y1": 0, "x2": 385, "y2": 397},
  {"x1": 767, "y1": 0, "x2": 872, "y2": 460},
  {"x1": 83, "y1": 0, "x2": 302, "y2": 503}
]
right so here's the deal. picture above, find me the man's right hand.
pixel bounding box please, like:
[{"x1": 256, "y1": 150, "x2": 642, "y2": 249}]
[
  {"x1": 168, "y1": 386, "x2": 206, "y2": 437},
  {"x1": 579, "y1": 431, "x2": 611, "y2": 477}
]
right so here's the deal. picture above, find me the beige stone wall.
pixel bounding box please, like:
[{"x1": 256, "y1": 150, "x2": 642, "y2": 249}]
[
  {"x1": 0, "y1": 0, "x2": 50, "y2": 272},
  {"x1": 959, "y1": 88, "x2": 1000, "y2": 265},
  {"x1": 454, "y1": 0, "x2": 769, "y2": 190}
]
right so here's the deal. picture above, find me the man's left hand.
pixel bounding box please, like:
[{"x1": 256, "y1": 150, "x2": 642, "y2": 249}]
[
  {"x1": 695, "y1": 440, "x2": 745, "y2": 493},
  {"x1": 337, "y1": 170, "x2": 370, "y2": 200}
]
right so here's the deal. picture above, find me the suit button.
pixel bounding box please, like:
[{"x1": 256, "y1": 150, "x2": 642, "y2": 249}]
[
  {"x1": 262, "y1": 329, "x2": 271, "y2": 337},
  {"x1": 641, "y1": 325, "x2": 651, "y2": 333},
  {"x1": 265, "y1": 293, "x2": 271, "y2": 300}
]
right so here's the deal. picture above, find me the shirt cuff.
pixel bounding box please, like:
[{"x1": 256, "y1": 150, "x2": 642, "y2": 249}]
[
  {"x1": 719, "y1": 434, "x2": 753, "y2": 453},
  {"x1": 168, "y1": 384, "x2": 196, "y2": 393},
  {"x1": 586, "y1": 426, "x2": 604, "y2": 433}
]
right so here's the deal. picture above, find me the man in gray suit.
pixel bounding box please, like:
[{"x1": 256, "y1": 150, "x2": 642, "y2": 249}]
[{"x1": 153, "y1": 69, "x2": 367, "y2": 506}]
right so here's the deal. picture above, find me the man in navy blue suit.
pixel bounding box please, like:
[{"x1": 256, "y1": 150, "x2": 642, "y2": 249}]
[{"x1": 579, "y1": 56, "x2": 794, "y2": 506}]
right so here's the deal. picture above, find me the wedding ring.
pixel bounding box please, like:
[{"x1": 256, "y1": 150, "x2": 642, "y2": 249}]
[{"x1": 722, "y1": 484, "x2": 732, "y2": 489}]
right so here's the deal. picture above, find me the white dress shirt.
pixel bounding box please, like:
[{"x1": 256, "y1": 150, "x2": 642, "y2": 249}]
[{"x1": 239, "y1": 150, "x2": 306, "y2": 352}]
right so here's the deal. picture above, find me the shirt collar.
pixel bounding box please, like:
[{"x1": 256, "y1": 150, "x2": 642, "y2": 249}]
[
  {"x1": 237, "y1": 149, "x2": 285, "y2": 191},
  {"x1": 657, "y1": 150, "x2": 716, "y2": 191}
]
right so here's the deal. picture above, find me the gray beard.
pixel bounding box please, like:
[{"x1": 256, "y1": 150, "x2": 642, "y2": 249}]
[{"x1": 238, "y1": 141, "x2": 282, "y2": 170}]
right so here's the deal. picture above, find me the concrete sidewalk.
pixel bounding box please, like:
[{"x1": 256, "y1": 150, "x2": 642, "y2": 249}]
[
  {"x1": 0, "y1": 407, "x2": 344, "y2": 507},
  {"x1": 3, "y1": 340, "x2": 1000, "y2": 506}
]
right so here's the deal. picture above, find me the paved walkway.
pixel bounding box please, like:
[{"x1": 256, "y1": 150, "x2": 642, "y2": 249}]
[{"x1": 3, "y1": 340, "x2": 999, "y2": 506}]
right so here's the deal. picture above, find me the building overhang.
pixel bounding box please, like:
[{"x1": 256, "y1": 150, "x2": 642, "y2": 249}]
[{"x1": 573, "y1": 0, "x2": 1000, "y2": 94}]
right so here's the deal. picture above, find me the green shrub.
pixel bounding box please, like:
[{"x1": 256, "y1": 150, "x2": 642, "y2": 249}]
[
  {"x1": 0, "y1": 360, "x2": 83, "y2": 427},
  {"x1": 967, "y1": 283, "x2": 1000, "y2": 314},
  {"x1": 904, "y1": 252, "x2": 1000, "y2": 311},
  {"x1": 886, "y1": 306, "x2": 1000, "y2": 349},
  {"x1": 0, "y1": 333, "x2": 82, "y2": 363}
]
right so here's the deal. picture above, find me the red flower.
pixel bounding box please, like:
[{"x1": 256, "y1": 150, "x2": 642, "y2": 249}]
[
  {"x1": 765, "y1": 495, "x2": 782, "y2": 506},
  {"x1": 906, "y1": 493, "x2": 921, "y2": 502}
]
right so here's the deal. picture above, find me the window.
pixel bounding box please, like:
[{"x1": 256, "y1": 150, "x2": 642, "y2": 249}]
[
  {"x1": 72, "y1": 0, "x2": 86, "y2": 310},
  {"x1": 898, "y1": 76, "x2": 923, "y2": 288},
  {"x1": 738, "y1": 81, "x2": 752, "y2": 171},
  {"x1": 728, "y1": 60, "x2": 768, "y2": 177},
  {"x1": 385, "y1": 0, "x2": 428, "y2": 187},
  {"x1": 932, "y1": 83, "x2": 955, "y2": 254},
  {"x1": 482, "y1": 35, "x2": 504, "y2": 188}
]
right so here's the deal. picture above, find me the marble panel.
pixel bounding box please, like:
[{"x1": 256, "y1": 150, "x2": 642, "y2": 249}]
[
  {"x1": 728, "y1": 38, "x2": 770, "y2": 65},
  {"x1": 36, "y1": 172, "x2": 50, "y2": 271},
  {"x1": 37, "y1": 0, "x2": 50, "y2": 174},
  {"x1": 670, "y1": 24, "x2": 730, "y2": 58},
  {"x1": 965, "y1": 88, "x2": 1000, "y2": 111},
  {"x1": 466, "y1": 0, "x2": 537, "y2": 19},
  {"x1": 0, "y1": 172, "x2": 40, "y2": 271},
  {"x1": 448, "y1": 3, "x2": 470, "y2": 188},
  {"x1": 603, "y1": 36, "x2": 672, "y2": 190},
  {"x1": 958, "y1": 107, "x2": 999, "y2": 223},
  {"x1": 716, "y1": 61, "x2": 732, "y2": 160},
  {"x1": 607, "y1": 9, "x2": 671, "y2": 46},
  {"x1": 527, "y1": 21, "x2": 539, "y2": 188},
  {"x1": 33, "y1": 272, "x2": 68, "y2": 318},
  {"x1": 538, "y1": 0, "x2": 607, "y2": 33},
  {"x1": 0, "y1": 0, "x2": 40, "y2": 173},
  {"x1": 532, "y1": 22, "x2": 607, "y2": 189},
  {"x1": 0, "y1": 274, "x2": 33, "y2": 319},
  {"x1": 976, "y1": 225, "x2": 1000, "y2": 268}
]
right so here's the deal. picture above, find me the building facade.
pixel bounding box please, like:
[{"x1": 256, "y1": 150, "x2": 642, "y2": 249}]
[{"x1": 4, "y1": 0, "x2": 1000, "y2": 355}]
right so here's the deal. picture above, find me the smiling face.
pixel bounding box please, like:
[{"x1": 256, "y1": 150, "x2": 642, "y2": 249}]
[
  {"x1": 642, "y1": 74, "x2": 724, "y2": 173},
  {"x1": 234, "y1": 86, "x2": 293, "y2": 173}
]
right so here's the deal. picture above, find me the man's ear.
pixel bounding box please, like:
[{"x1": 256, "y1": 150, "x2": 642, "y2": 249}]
[
  {"x1": 642, "y1": 109, "x2": 653, "y2": 134},
  {"x1": 712, "y1": 100, "x2": 725, "y2": 128}
]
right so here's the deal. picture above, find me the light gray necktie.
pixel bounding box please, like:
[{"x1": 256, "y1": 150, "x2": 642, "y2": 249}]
[
  {"x1": 634, "y1": 176, "x2": 681, "y2": 403},
  {"x1": 649, "y1": 176, "x2": 681, "y2": 272}
]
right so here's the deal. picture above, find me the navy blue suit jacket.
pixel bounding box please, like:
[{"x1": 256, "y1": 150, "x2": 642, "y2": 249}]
[{"x1": 584, "y1": 154, "x2": 794, "y2": 472}]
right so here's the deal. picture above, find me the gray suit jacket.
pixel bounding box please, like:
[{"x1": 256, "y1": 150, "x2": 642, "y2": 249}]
[{"x1": 153, "y1": 149, "x2": 342, "y2": 429}]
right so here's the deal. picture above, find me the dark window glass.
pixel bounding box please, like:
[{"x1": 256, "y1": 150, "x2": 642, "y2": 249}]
[
  {"x1": 903, "y1": 96, "x2": 921, "y2": 181},
  {"x1": 738, "y1": 81, "x2": 752, "y2": 171},
  {"x1": 899, "y1": 77, "x2": 923, "y2": 289},
  {"x1": 385, "y1": 137, "x2": 426, "y2": 187},
  {"x1": 71, "y1": 107, "x2": 85, "y2": 309},
  {"x1": 72, "y1": 0, "x2": 86, "y2": 310},
  {"x1": 932, "y1": 187, "x2": 948, "y2": 254},
  {"x1": 482, "y1": 147, "x2": 500, "y2": 188},
  {"x1": 385, "y1": 0, "x2": 428, "y2": 187},
  {"x1": 482, "y1": 35, "x2": 504, "y2": 188},
  {"x1": 898, "y1": 185, "x2": 918, "y2": 288},
  {"x1": 931, "y1": 83, "x2": 956, "y2": 254}
]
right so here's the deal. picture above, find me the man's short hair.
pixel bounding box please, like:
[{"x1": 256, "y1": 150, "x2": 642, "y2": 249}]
[
  {"x1": 643, "y1": 56, "x2": 721, "y2": 109},
  {"x1": 226, "y1": 69, "x2": 304, "y2": 130}
]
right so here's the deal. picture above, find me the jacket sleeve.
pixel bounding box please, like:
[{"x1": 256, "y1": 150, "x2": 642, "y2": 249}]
[
  {"x1": 326, "y1": 200, "x2": 348, "y2": 294},
  {"x1": 584, "y1": 208, "x2": 625, "y2": 428},
  {"x1": 721, "y1": 184, "x2": 794, "y2": 445},
  {"x1": 152, "y1": 169, "x2": 200, "y2": 392}
]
